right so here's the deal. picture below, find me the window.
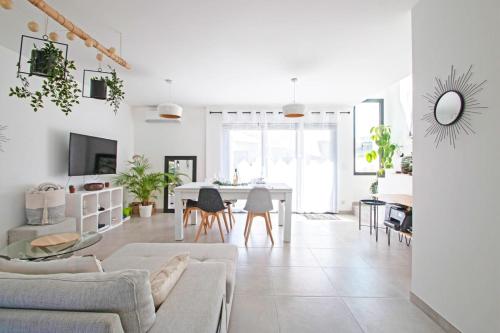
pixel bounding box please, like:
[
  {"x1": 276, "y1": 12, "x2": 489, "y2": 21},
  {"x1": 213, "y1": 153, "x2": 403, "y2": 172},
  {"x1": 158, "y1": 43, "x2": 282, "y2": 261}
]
[
  {"x1": 353, "y1": 99, "x2": 384, "y2": 175},
  {"x1": 223, "y1": 124, "x2": 337, "y2": 212}
]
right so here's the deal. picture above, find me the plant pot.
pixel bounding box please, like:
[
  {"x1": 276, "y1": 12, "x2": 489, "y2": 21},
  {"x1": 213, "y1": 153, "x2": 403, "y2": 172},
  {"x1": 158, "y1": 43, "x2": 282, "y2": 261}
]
[
  {"x1": 401, "y1": 156, "x2": 413, "y2": 174},
  {"x1": 139, "y1": 204, "x2": 153, "y2": 218},
  {"x1": 29, "y1": 49, "x2": 56, "y2": 76},
  {"x1": 131, "y1": 202, "x2": 156, "y2": 216},
  {"x1": 90, "y1": 79, "x2": 108, "y2": 100}
]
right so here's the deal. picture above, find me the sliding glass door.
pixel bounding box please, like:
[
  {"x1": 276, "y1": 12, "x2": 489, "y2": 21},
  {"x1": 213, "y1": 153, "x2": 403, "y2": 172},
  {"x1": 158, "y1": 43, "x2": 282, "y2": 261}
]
[
  {"x1": 223, "y1": 124, "x2": 337, "y2": 213},
  {"x1": 301, "y1": 127, "x2": 337, "y2": 213}
]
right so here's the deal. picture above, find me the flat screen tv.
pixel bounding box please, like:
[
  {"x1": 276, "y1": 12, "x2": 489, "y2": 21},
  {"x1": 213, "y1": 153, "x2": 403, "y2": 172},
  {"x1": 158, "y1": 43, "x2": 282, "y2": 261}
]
[{"x1": 69, "y1": 133, "x2": 117, "y2": 176}]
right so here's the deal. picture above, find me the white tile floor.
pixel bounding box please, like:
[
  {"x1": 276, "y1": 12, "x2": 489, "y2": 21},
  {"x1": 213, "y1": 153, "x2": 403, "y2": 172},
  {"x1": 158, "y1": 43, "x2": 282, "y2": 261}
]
[{"x1": 80, "y1": 212, "x2": 444, "y2": 333}]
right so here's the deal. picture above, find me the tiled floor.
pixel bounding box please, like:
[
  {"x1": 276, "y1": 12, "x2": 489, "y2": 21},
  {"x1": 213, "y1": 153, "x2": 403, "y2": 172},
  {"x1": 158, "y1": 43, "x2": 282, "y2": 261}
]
[{"x1": 80, "y1": 212, "x2": 444, "y2": 333}]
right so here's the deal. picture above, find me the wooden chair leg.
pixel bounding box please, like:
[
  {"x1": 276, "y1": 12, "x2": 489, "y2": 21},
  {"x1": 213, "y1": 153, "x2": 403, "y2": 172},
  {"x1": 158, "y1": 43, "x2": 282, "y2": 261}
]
[
  {"x1": 183, "y1": 208, "x2": 189, "y2": 227},
  {"x1": 195, "y1": 214, "x2": 207, "y2": 242},
  {"x1": 264, "y1": 212, "x2": 274, "y2": 245},
  {"x1": 221, "y1": 211, "x2": 230, "y2": 234},
  {"x1": 243, "y1": 213, "x2": 250, "y2": 237},
  {"x1": 210, "y1": 215, "x2": 215, "y2": 228},
  {"x1": 245, "y1": 214, "x2": 254, "y2": 246},
  {"x1": 228, "y1": 205, "x2": 235, "y2": 228},
  {"x1": 215, "y1": 214, "x2": 225, "y2": 242},
  {"x1": 266, "y1": 212, "x2": 272, "y2": 230}
]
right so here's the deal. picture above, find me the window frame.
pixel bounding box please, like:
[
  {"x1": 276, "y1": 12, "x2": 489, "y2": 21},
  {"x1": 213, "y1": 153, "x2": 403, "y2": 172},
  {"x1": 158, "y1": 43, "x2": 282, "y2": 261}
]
[{"x1": 353, "y1": 99, "x2": 384, "y2": 176}]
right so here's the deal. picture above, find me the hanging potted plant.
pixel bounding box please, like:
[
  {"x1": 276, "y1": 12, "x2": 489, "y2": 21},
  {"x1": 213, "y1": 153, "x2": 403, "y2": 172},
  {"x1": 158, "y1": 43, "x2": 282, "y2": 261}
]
[
  {"x1": 86, "y1": 67, "x2": 125, "y2": 113},
  {"x1": 9, "y1": 41, "x2": 80, "y2": 115},
  {"x1": 114, "y1": 155, "x2": 177, "y2": 218}
]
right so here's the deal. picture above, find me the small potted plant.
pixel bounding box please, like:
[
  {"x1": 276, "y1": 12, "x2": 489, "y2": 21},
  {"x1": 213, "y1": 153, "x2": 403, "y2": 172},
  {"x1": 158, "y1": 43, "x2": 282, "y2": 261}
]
[
  {"x1": 115, "y1": 155, "x2": 177, "y2": 218},
  {"x1": 401, "y1": 155, "x2": 413, "y2": 175}
]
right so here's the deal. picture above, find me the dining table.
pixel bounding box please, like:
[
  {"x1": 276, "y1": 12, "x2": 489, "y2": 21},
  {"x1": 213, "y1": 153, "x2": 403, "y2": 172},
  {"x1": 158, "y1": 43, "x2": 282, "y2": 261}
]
[{"x1": 173, "y1": 182, "x2": 293, "y2": 242}]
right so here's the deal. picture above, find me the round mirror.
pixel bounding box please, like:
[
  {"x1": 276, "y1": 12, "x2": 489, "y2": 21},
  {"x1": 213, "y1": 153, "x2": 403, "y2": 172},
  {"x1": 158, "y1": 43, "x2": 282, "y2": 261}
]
[{"x1": 434, "y1": 91, "x2": 464, "y2": 125}]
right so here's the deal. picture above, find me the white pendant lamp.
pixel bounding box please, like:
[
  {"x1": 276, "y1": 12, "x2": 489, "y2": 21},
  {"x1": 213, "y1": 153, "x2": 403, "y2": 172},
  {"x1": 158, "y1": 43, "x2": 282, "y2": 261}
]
[
  {"x1": 158, "y1": 79, "x2": 183, "y2": 119},
  {"x1": 283, "y1": 77, "x2": 305, "y2": 118}
]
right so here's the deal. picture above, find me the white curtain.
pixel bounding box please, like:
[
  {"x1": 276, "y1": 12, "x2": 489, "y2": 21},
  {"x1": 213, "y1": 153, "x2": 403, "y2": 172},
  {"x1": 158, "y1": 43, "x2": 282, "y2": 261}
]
[{"x1": 206, "y1": 107, "x2": 339, "y2": 213}]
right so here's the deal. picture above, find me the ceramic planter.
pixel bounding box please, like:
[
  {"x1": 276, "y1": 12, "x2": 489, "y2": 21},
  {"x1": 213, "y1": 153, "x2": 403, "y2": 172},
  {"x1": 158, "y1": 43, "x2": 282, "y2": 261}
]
[{"x1": 139, "y1": 204, "x2": 153, "y2": 218}]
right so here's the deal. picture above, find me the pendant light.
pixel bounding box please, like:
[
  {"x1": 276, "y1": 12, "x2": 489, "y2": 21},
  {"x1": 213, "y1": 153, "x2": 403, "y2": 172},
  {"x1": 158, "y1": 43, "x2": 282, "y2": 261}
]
[
  {"x1": 283, "y1": 77, "x2": 305, "y2": 118},
  {"x1": 158, "y1": 79, "x2": 183, "y2": 119}
]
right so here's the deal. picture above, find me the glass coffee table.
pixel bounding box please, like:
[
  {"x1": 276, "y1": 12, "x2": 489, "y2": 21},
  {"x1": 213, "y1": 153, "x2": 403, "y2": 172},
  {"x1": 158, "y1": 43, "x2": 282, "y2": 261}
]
[{"x1": 0, "y1": 232, "x2": 102, "y2": 261}]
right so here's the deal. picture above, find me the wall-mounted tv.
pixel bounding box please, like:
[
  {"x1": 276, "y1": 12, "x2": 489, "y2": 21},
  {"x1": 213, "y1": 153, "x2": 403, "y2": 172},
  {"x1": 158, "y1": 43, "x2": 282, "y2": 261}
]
[{"x1": 69, "y1": 133, "x2": 117, "y2": 176}]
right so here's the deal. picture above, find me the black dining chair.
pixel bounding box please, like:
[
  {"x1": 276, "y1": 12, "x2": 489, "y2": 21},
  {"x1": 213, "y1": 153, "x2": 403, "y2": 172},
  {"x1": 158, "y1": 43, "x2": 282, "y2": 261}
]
[
  {"x1": 195, "y1": 188, "x2": 230, "y2": 242},
  {"x1": 183, "y1": 199, "x2": 199, "y2": 227}
]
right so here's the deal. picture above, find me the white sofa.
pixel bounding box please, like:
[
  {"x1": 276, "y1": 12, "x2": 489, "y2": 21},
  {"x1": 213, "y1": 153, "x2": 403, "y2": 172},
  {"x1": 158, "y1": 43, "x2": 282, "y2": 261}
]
[{"x1": 0, "y1": 243, "x2": 238, "y2": 333}]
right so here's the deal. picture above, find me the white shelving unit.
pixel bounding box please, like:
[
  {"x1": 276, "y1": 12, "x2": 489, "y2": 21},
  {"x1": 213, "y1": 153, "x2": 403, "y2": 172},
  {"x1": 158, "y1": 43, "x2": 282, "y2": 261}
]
[{"x1": 66, "y1": 187, "x2": 124, "y2": 234}]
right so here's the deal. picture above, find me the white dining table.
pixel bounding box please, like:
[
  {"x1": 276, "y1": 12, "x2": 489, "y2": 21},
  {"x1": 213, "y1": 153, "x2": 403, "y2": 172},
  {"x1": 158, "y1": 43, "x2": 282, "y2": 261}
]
[{"x1": 173, "y1": 182, "x2": 293, "y2": 242}]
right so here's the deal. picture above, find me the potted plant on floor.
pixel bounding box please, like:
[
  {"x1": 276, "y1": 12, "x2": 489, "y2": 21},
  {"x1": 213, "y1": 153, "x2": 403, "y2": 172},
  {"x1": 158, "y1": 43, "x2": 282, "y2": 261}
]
[{"x1": 115, "y1": 155, "x2": 177, "y2": 218}]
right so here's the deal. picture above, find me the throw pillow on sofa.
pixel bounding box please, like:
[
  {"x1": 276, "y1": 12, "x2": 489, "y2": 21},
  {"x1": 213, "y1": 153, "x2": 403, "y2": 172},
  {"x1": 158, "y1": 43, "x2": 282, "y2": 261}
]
[
  {"x1": 150, "y1": 253, "x2": 189, "y2": 308},
  {"x1": 0, "y1": 255, "x2": 103, "y2": 274}
]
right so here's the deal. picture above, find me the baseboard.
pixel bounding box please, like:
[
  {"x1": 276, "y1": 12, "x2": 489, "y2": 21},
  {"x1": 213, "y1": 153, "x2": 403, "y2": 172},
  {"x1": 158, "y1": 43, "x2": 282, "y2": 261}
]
[{"x1": 410, "y1": 292, "x2": 461, "y2": 333}]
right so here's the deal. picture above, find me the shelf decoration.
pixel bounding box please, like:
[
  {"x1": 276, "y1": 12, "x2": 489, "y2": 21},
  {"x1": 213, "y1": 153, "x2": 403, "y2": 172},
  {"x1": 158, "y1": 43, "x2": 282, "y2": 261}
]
[
  {"x1": 0, "y1": 124, "x2": 9, "y2": 152},
  {"x1": 9, "y1": 35, "x2": 81, "y2": 115},
  {"x1": 423, "y1": 65, "x2": 487, "y2": 148}
]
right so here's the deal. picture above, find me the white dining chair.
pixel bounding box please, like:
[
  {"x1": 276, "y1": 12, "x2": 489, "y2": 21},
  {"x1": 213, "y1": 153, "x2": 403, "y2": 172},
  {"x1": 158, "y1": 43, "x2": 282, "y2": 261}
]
[{"x1": 244, "y1": 187, "x2": 274, "y2": 246}]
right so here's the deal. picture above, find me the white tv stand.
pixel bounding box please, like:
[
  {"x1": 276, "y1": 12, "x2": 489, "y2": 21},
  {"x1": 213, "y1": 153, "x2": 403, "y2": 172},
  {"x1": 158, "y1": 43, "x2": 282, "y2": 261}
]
[{"x1": 66, "y1": 187, "x2": 124, "y2": 234}]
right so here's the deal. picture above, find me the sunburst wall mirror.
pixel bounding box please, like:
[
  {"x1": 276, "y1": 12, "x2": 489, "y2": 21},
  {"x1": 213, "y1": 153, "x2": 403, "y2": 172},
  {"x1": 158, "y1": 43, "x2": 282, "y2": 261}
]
[{"x1": 423, "y1": 65, "x2": 487, "y2": 148}]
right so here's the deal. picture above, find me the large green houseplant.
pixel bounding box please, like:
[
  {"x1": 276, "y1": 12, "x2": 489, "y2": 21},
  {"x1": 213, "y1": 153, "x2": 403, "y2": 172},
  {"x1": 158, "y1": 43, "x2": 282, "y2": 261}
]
[
  {"x1": 115, "y1": 155, "x2": 180, "y2": 217},
  {"x1": 9, "y1": 41, "x2": 81, "y2": 115},
  {"x1": 365, "y1": 125, "x2": 398, "y2": 194}
]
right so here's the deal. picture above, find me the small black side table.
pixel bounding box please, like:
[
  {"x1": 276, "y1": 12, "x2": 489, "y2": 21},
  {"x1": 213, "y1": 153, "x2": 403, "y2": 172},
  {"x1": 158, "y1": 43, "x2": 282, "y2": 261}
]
[{"x1": 359, "y1": 199, "x2": 386, "y2": 242}]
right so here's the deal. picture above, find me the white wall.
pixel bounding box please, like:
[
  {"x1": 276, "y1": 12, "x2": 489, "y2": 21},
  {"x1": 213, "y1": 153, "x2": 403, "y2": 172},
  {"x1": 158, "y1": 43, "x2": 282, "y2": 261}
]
[
  {"x1": 0, "y1": 45, "x2": 134, "y2": 247},
  {"x1": 132, "y1": 106, "x2": 206, "y2": 209},
  {"x1": 412, "y1": 1, "x2": 500, "y2": 332}
]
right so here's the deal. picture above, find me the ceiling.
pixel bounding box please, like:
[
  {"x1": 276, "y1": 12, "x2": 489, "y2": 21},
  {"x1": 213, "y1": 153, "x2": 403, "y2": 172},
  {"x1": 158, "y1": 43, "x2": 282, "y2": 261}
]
[{"x1": 0, "y1": 0, "x2": 417, "y2": 107}]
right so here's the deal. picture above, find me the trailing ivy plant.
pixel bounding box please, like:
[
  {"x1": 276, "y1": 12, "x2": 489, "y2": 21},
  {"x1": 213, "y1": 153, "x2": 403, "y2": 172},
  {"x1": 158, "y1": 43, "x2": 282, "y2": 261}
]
[
  {"x1": 9, "y1": 42, "x2": 81, "y2": 115},
  {"x1": 91, "y1": 67, "x2": 125, "y2": 114},
  {"x1": 104, "y1": 67, "x2": 125, "y2": 114},
  {"x1": 365, "y1": 125, "x2": 398, "y2": 177}
]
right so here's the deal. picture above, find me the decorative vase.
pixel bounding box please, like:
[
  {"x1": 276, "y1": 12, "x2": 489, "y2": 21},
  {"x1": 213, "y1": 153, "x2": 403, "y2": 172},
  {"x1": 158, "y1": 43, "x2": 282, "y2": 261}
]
[
  {"x1": 90, "y1": 78, "x2": 107, "y2": 100},
  {"x1": 139, "y1": 204, "x2": 153, "y2": 218}
]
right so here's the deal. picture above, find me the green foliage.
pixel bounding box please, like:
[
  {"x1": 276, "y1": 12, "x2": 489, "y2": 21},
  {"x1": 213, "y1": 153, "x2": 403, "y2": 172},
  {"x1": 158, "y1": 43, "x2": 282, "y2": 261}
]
[
  {"x1": 114, "y1": 155, "x2": 179, "y2": 205},
  {"x1": 93, "y1": 67, "x2": 125, "y2": 114},
  {"x1": 365, "y1": 125, "x2": 398, "y2": 176},
  {"x1": 370, "y1": 180, "x2": 378, "y2": 195},
  {"x1": 9, "y1": 42, "x2": 81, "y2": 115}
]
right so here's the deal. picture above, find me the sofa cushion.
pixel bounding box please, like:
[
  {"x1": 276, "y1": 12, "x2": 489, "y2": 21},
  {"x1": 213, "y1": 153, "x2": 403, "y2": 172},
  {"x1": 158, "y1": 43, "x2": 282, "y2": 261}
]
[
  {"x1": 0, "y1": 270, "x2": 155, "y2": 333},
  {"x1": 102, "y1": 243, "x2": 238, "y2": 303},
  {"x1": 0, "y1": 255, "x2": 103, "y2": 274},
  {"x1": 150, "y1": 253, "x2": 189, "y2": 309},
  {"x1": 148, "y1": 262, "x2": 226, "y2": 333}
]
